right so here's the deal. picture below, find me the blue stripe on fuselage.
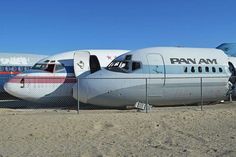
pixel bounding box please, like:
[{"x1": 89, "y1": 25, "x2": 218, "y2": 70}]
[
  {"x1": 65, "y1": 66, "x2": 74, "y2": 73},
  {"x1": 134, "y1": 65, "x2": 228, "y2": 74}
]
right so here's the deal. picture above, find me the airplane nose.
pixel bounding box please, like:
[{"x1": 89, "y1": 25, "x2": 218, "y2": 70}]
[
  {"x1": 77, "y1": 79, "x2": 89, "y2": 103},
  {"x1": 3, "y1": 82, "x2": 12, "y2": 95},
  {"x1": 4, "y1": 76, "x2": 25, "y2": 99},
  {"x1": 77, "y1": 76, "x2": 116, "y2": 106},
  {"x1": 3, "y1": 79, "x2": 15, "y2": 96}
]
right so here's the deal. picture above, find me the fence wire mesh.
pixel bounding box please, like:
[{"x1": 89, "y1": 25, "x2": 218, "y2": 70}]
[
  {"x1": 0, "y1": 75, "x2": 233, "y2": 112},
  {"x1": 76, "y1": 76, "x2": 231, "y2": 113}
]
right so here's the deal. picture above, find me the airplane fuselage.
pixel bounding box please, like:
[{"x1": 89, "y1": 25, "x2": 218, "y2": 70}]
[
  {"x1": 0, "y1": 53, "x2": 47, "y2": 97},
  {"x1": 4, "y1": 50, "x2": 129, "y2": 105},
  {"x1": 76, "y1": 47, "x2": 231, "y2": 107}
]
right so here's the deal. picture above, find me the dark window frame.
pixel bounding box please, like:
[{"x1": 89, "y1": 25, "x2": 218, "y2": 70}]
[
  {"x1": 219, "y1": 67, "x2": 223, "y2": 73},
  {"x1": 191, "y1": 66, "x2": 195, "y2": 73},
  {"x1": 212, "y1": 67, "x2": 216, "y2": 73},
  {"x1": 198, "y1": 66, "x2": 202, "y2": 73}
]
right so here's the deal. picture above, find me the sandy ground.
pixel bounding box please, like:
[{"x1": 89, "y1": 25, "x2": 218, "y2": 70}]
[{"x1": 0, "y1": 103, "x2": 235, "y2": 157}]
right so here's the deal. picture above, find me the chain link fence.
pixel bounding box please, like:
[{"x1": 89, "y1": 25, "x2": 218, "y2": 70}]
[
  {"x1": 0, "y1": 76, "x2": 233, "y2": 112},
  {"x1": 76, "y1": 76, "x2": 232, "y2": 113},
  {"x1": 0, "y1": 75, "x2": 17, "y2": 99}
]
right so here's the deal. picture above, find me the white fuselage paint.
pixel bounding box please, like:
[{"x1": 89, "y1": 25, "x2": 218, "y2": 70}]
[
  {"x1": 0, "y1": 53, "x2": 47, "y2": 95},
  {"x1": 4, "y1": 50, "x2": 129, "y2": 105},
  {"x1": 76, "y1": 47, "x2": 231, "y2": 107}
]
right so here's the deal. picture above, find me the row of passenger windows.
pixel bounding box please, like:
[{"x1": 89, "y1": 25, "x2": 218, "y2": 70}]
[
  {"x1": 0, "y1": 66, "x2": 31, "y2": 72},
  {"x1": 184, "y1": 66, "x2": 223, "y2": 73}
]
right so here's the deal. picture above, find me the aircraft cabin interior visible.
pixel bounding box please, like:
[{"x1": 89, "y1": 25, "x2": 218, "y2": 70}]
[
  {"x1": 106, "y1": 55, "x2": 142, "y2": 73},
  {"x1": 31, "y1": 60, "x2": 66, "y2": 73}
]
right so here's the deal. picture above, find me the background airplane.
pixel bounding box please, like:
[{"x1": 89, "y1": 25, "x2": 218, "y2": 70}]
[
  {"x1": 0, "y1": 53, "x2": 47, "y2": 98},
  {"x1": 217, "y1": 43, "x2": 236, "y2": 96},
  {"x1": 4, "y1": 49, "x2": 129, "y2": 105},
  {"x1": 217, "y1": 43, "x2": 236, "y2": 57},
  {"x1": 75, "y1": 47, "x2": 233, "y2": 107}
]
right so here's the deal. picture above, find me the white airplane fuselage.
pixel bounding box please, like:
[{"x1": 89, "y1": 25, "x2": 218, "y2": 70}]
[
  {"x1": 0, "y1": 53, "x2": 47, "y2": 97},
  {"x1": 4, "y1": 50, "x2": 129, "y2": 105},
  {"x1": 76, "y1": 47, "x2": 232, "y2": 107}
]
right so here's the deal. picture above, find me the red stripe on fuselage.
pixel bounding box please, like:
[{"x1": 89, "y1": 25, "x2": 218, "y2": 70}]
[
  {"x1": 0, "y1": 71, "x2": 21, "y2": 75},
  {"x1": 8, "y1": 76, "x2": 77, "y2": 84}
]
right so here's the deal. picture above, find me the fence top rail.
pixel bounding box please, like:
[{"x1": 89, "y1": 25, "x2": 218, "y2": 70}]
[
  {"x1": 78, "y1": 76, "x2": 230, "y2": 80},
  {"x1": 1, "y1": 76, "x2": 231, "y2": 80}
]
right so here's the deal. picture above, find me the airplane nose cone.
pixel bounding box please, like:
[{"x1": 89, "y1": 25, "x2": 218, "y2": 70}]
[
  {"x1": 77, "y1": 79, "x2": 88, "y2": 103},
  {"x1": 4, "y1": 77, "x2": 23, "y2": 98},
  {"x1": 77, "y1": 76, "x2": 116, "y2": 106},
  {"x1": 4, "y1": 82, "x2": 11, "y2": 94}
]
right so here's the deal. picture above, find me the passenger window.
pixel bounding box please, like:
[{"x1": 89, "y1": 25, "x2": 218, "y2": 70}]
[
  {"x1": 13, "y1": 67, "x2": 17, "y2": 71},
  {"x1": 12, "y1": 66, "x2": 16, "y2": 71},
  {"x1": 198, "y1": 66, "x2": 202, "y2": 73},
  {"x1": 212, "y1": 67, "x2": 216, "y2": 73},
  {"x1": 205, "y1": 67, "x2": 209, "y2": 72},
  {"x1": 20, "y1": 67, "x2": 24, "y2": 71},
  {"x1": 132, "y1": 62, "x2": 141, "y2": 71},
  {"x1": 191, "y1": 67, "x2": 195, "y2": 73},
  {"x1": 219, "y1": 67, "x2": 223, "y2": 73},
  {"x1": 4, "y1": 66, "x2": 9, "y2": 72},
  {"x1": 8, "y1": 66, "x2": 13, "y2": 71},
  {"x1": 184, "y1": 67, "x2": 188, "y2": 73},
  {"x1": 17, "y1": 67, "x2": 22, "y2": 72},
  {"x1": 23, "y1": 67, "x2": 28, "y2": 71}
]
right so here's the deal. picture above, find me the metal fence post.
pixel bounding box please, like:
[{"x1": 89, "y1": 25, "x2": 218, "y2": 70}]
[
  {"x1": 145, "y1": 78, "x2": 148, "y2": 113},
  {"x1": 230, "y1": 93, "x2": 233, "y2": 103},
  {"x1": 200, "y1": 77, "x2": 203, "y2": 111},
  {"x1": 77, "y1": 78, "x2": 80, "y2": 114}
]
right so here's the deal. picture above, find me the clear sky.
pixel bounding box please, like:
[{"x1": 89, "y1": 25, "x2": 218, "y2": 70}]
[{"x1": 0, "y1": 0, "x2": 236, "y2": 55}]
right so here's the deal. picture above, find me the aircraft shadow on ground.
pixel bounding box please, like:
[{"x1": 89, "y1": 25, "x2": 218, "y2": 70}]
[
  {"x1": 0, "y1": 96, "x2": 231, "y2": 110},
  {"x1": 0, "y1": 99, "x2": 123, "y2": 110}
]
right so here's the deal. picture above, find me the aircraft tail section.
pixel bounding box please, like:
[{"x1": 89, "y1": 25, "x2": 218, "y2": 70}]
[{"x1": 217, "y1": 43, "x2": 236, "y2": 57}]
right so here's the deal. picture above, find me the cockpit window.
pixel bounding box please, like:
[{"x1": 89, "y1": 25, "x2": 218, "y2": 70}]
[
  {"x1": 45, "y1": 64, "x2": 55, "y2": 73},
  {"x1": 32, "y1": 63, "x2": 47, "y2": 70},
  {"x1": 32, "y1": 63, "x2": 56, "y2": 73},
  {"x1": 125, "y1": 55, "x2": 132, "y2": 60},
  {"x1": 132, "y1": 62, "x2": 141, "y2": 71},
  {"x1": 107, "y1": 60, "x2": 130, "y2": 73},
  {"x1": 107, "y1": 55, "x2": 141, "y2": 73},
  {"x1": 55, "y1": 64, "x2": 65, "y2": 72}
]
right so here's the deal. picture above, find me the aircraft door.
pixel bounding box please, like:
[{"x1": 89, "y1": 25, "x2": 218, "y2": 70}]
[
  {"x1": 147, "y1": 54, "x2": 165, "y2": 97},
  {"x1": 73, "y1": 51, "x2": 90, "y2": 77},
  {"x1": 90, "y1": 55, "x2": 101, "y2": 73}
]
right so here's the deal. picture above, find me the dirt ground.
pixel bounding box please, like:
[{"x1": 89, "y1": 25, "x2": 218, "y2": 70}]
[{"x1": 0, "y1": 103, "x2": 235, "y2": 157}]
